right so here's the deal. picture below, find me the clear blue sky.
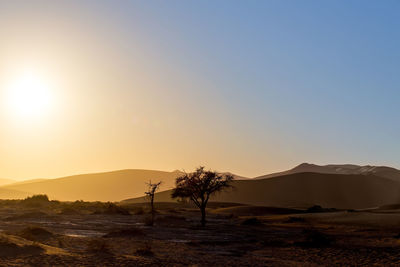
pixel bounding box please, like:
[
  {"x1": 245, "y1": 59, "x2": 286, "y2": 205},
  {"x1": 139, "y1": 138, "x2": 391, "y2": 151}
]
[
  {"x1": 103, "y1": 0, "x2": 400, "y2": 169},
  {"x1": 1, "y1": 1, "x2": 400, "y2": 178}
]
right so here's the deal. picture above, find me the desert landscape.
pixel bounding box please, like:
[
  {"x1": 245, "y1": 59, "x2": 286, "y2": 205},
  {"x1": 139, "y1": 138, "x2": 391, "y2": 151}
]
[
  {"x1": 0, "y1": 164, "x2": 399, "y2": 266},
  {"x1": 2, "y1": 1, "x2": 399, "y2": 266}
]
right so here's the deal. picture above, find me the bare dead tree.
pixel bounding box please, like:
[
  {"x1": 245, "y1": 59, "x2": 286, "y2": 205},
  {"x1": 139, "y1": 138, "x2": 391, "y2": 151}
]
[
  {"x1": 145, "y1": 180, "x2": 162, "y2": 226},
  {"x1": 171, "y1": 167, "x2": 234, "y2": 227}
]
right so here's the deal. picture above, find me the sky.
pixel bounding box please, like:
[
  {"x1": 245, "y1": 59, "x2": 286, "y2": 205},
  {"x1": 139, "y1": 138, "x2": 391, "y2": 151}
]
[{"x1": 0, "y1": 1, "x2": 400, "y2": 180}]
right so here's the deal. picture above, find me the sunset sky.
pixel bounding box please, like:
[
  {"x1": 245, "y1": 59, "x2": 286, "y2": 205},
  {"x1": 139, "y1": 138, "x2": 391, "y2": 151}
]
[{"x1": 1, "y1": 1, "x2": 400, "y2": 180}]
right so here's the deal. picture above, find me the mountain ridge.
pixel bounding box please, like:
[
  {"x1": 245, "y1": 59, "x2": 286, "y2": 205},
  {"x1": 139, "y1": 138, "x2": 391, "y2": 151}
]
[
  {"x1": 123, "y1": 172, "x2": 400, "y2": 209},
  {"x1": 255, "y1": 163, "x2": 400, "y2": 182}
]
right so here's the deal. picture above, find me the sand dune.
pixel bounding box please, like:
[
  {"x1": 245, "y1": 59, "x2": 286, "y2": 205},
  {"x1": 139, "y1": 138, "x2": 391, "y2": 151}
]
[
  {"x1": 2, "y1": 170, "x2": 184, "y2": 202},
  {"x1": 3, "y1": 166, "x2": 400, "y2": 208},
  {"x1": 0, "y1": 178, "x2": 17, "y2": 186},
  {"x1": 123, "y1": 172, "x2": 400, "y2": 209},
  {"x1": 256, "y1": 163, "x2": 400, "y2": 182},
  {"x1": 0, "y1": 170, "x2": 247, "y2": 202}
]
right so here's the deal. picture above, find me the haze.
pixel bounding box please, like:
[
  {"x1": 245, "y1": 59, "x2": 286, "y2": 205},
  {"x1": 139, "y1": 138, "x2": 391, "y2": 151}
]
[{"x1": 1, "y1": 1, "x2": 400, "y2": 180}]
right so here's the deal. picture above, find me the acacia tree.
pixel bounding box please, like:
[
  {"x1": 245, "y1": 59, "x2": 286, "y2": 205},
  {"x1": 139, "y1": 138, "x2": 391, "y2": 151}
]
[
  {"x1": 171, "y1": 167, "x2": 233, "y2": 226},
  {"x1": 145, "y1": 180, "x2": 162, "y2": 226}
]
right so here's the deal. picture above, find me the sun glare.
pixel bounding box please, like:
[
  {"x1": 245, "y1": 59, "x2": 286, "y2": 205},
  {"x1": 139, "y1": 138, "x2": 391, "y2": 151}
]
[{"x1": 4, "y1": 71, "x2": 54, "y2": 120}]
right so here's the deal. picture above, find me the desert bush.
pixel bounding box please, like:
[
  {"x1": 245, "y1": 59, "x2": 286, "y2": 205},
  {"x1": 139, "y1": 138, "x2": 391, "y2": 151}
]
[
  {"x1": 135, "y1": 243, "x2": 153, "y2": 256},
  {"x1": 241, "y1": 217, "x2": 262, "y2": 226},
  {"x1": 24, "y1": 195, "x2": 49, "y2": 202},
  {"x1": 86, "y1": 238, "x2": 113, "y2": 255},
  {"x1": 21, "y1": 195, "x2": 50, "y2": 207}
]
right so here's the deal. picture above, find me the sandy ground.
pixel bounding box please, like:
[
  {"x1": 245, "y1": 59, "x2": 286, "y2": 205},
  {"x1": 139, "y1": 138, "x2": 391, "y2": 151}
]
[{"x1": 0, "y1": 201, "x2": 399, "y2": 266}]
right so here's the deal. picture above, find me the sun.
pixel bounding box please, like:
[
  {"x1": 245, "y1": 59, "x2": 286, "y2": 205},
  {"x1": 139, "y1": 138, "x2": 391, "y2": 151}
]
[{"x1": 4, "y1": 71, "x2": 54, "y2": 120}]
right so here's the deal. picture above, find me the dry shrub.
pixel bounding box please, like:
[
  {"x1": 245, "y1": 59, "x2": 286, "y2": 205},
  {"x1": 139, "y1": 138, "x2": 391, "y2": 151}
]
[
  {"x1": 23, "y1": 195, "x2": 49, "y2": 203},
  {"x1": 21, "y1": 195, "x2": 50, "y2": 208}
]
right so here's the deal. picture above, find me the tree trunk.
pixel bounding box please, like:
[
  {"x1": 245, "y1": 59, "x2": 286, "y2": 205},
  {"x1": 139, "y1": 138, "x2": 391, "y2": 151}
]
[
  {"x1": 200, "y1": 206, "x2": 206, "y2": 227},
  {"x1": 150, "y1": 195, "x2": 155, "y2": 226}
]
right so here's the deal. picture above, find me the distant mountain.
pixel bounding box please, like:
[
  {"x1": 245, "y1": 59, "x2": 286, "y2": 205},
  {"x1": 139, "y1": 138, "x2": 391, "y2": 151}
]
[
  {"x1": 123, "y1": 172, "x2": 400, "y2": 209},
  {"x1": 255, "y1": 163, "x2": 400, "y2": 182},
  {"x1": 2, "y1": 169, "x2": 185, "y2": 202}
]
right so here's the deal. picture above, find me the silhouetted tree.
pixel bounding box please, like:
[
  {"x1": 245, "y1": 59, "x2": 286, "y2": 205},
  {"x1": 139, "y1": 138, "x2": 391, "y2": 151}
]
[
  {"x1": 145, "y1": 180, "x2": 162, "y2": 226},
  {"x1": 171, "y1": 167, "x2": 234, "y2": 226}
]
